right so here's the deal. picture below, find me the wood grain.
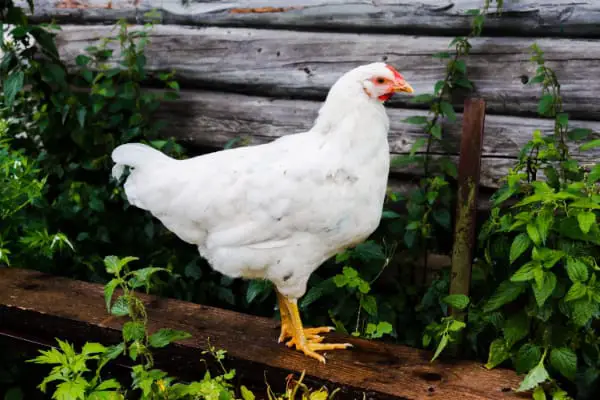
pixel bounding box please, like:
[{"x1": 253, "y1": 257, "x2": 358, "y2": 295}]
[
  {"x1": 0, "y1": 267, "x2": 528, "y2": 399},
  {"x1": 151, "y1": 89, "x2": 599, "y2": 189},
  {"x1": 20, "y1": 0, "x2": 600, "y2": 38},
  {"x1": 53, "y1": 24, "x2": 600, "y2": 119}
]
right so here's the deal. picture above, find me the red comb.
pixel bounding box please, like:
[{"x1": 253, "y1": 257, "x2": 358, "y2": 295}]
[{"x1": 386, "y1": 65, "x2": 404, "y2": 81}]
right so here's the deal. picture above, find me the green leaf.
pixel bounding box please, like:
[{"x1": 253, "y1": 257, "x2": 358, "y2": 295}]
[
  {"x1": 354, "y1": 241, "x2": 386, "y2": 261},
  {"x1": 54, "y1": 378, "x2": 88, "y2": 400},
  {"x1": 485, "y1": 338, "x2": 510, "y2": 369},
  {"x1": 536, "y1": 209, "x2": 553, "y2": 244},
  {"x1": 442, "y1": 294, "x2": 470, "y2": 310},
  {"x1": 518, "y1": 361, "x2": 550, "y2": 392},
  {"x1": 240, "y1": 386, "x2": 255, "y2": 400},
  {"x1": 104, "y1": 279, "x2": 120, "y2": 312},
  {"x1": 538, "y1": 94, "x2": 554, "y2": 116},
  {"x1": 300, "y1": 278, "x2": 334, "y2": 308},
  {"x1": 431, "y1": 334, "x2": 449, "y2": 361},
  {"x1": 580, "y1": 139, "x2": 600, "y2": 151},
  {"x1": 434, "y1": 79, "x2": 445, "y2": 95},
  {"x1": 516, "y1": 343, "x2": 542, "y2": 374},
  {"x1": 577, "y1": 211, "x2": 596, "y2": 234},
  {"x1": 567, "y1": 128, "x2": 592, "y2": 141},
  {"x1": 430, "y1": 123, "x2": 442, "y2": 139},
  {"x1": 4, "y1": 71, "x2": 24, "y2": 108},
  {"x1": 550, "y1": 347, "x2": 577, "y2": 381},
  {"x1": 569, "y1": 199, "x2": 600, "y2": 210},
  {"x1": 75, "y1": 54, "x2": 91, "y2": 66},
  {"x1": 130, "y1": 267, "x2": 167, "y2": 289},
  {"x1": 533, "y1": 386, "x2": 547, "y2": 400},
  {"x1": 103, "y1": 255, "x2": 139, "y2": 275},
  {"x1": 556, "y1": 112, "x2": 569, "y2": 127},
  {"x1": 110, "y1": 296, "x2": 129, "y2": 317},
  {"x1": 122, "y1": 321, "x2": 146, "y2": 342},
  {"x1": 588, "y1": 164, "x2": 600, "y2": 184},
  {"x1": 360, "y1": 295, "x2": 378, "y2": 316},
  {"x1": 246, "y1": 279, "x2": 272, "y2": 304},
  {"x1": 148, "y1": 328, "x2": 191, "y2": 348},
  {"x1": 82, "y1": 342, "x2": 106, "y2": 355},
  {"x1": 453, "y1": 60, "x2": 467, "y2": 74},
  {"x1": 381, "y1": 210, "x2": 401, "y2": 219},
  {"x1": 571, "y1": 299, "x2": 597, "y2": 326},
  {"x1": 511, "y1": 261, "x2": 539, "y2": 282},
  {"x1": 564, "y1": 282, "x2": 587, "y2": 302},
  {"x1": 95, "y1": 379, "x2": 121, "y2": 391},
  {"x1": 410, "y1": 94, "x2": 435, "y2": 104},
  {"x1": 440, "y1": 101, "x2": 457, "y2": 122},
  {"x1": 503, "y1": 311, "x2": 529, "y2": 348},
  {"x1": 527, "y1": 223, "x2": 542, "y2": 246},
  {"x1": 510, "y1": 233, "x2": 532, "y2": 264},
  {"x1": 566, "y1": 258, "x2": 589, "y2": 282},
  {"x1": 484, "y1": 281, "x2": 525, "y2": 312},
  {"x1": 532, "y1": 271, "x2": 556, "y2": 307},
  {"x1": 403, "y1": 116, "x2": 428, "y2": 125}
]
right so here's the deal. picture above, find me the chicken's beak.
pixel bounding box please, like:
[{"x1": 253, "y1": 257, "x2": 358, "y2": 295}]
[{"x1": 391, "y1": 80, "x2": 414, "y2": 94}]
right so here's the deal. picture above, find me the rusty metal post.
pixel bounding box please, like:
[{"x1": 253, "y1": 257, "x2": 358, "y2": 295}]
[{"x1": 449, "y1": 98, "x2": 486, "y2": 319}]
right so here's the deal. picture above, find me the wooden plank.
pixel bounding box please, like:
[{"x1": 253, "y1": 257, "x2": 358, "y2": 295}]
[
  {"x1": 151, "y1": 90, "x2": 599, "y2": 189},
  {"x1": 0, "y1": 267, "x2": 527, "y2": 399},
  {"x1": 19, "y1": 0, "x2": 600, "y2": 38},
  {"x1": 54, "y1": 24, "x2": 600, "y2": 120},
  {"x1": 450, "y1": 99, "x2": 486, "y2": 318}
]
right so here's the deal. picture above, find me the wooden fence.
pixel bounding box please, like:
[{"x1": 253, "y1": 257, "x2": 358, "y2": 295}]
[{"x1": 19, "y1": 0, "x2": 600, "y2": 196}]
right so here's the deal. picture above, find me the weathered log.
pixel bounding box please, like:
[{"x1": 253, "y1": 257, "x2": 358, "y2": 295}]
[
  {"x1": 53, "y1": 24, "x2": 600, "y2": 119},
  {"x1": 19, "y1": 0, "x2": 600, "y2": 38},
  {"x1": 153, "y1": 89, "x2": 599, "y2": 189},
  {"x1": 0, "y1": 267, "x2": 528, "y2": 399}
]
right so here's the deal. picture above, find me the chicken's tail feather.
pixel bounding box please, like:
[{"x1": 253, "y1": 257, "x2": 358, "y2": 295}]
[
  {"x1": 111, "y1": 143, "x2": 173, "y2": 210},
  {"x1": 111, "y1": 143, "x2": 171, "y2": 180}
]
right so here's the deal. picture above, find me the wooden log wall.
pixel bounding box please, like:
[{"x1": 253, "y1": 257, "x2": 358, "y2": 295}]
[{"x1": 19, "y1": 0, "x2": 600, "y2": 192}]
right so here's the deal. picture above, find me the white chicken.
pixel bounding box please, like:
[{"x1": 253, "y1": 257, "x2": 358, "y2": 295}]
[{"x1": 111, "y1": 62, "x2": 413, "y2": 362}]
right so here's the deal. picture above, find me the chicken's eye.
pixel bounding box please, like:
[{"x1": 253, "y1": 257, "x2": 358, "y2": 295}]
[{"x1": 376, "y1": 77, "x2": 386, "y2": 84}]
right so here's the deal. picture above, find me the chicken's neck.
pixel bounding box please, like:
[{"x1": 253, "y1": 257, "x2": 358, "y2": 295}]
[{"x1": 311, "y1": 92, "x2": 390, "y2": 154}]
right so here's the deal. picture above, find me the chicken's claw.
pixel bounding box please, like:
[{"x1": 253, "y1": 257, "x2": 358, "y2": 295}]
[{"x1": 277, "y1": 290, "x2": 351, "y2": 363}]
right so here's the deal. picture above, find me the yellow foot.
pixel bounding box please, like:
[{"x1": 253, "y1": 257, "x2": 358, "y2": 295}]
[
  {"x1": 276, "y1": 290, "x2": 352, "y2": 363},
  {"x1": 288, "y1": 338, "x2": 353, "y2": 364},
  {"x1": 279, "y1": 325, "x2": 334, "y2": 344}
]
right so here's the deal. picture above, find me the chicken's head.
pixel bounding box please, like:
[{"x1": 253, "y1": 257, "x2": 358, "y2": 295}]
[{"x1": 358, "y1": 62, "x2": 414, "y2": 102}]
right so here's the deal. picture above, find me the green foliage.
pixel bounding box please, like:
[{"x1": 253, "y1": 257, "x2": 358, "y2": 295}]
[
  {"x1": 472, "y1": 43, "x2": 600, "y2": 398},
  {"x1": 0, "y1": 2, "x2": 206, "y2": 295}
]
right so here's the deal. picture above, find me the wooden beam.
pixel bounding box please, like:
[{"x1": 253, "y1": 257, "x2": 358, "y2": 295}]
[
  {"x1": 450, "y1": 98, "x2": 486, "y2": 317},
  {"x1": 151, "y1": 90, "x2": 599, "y2": 189},
  {"x1": 0, "y1": 267, "x2": 527, "y2": 399},
  {"x1": 53, "y1": 24, "x2": 600, "y2": 120},
  {"x1": 19, "y1": 0, "x2": 600, "y2": 38}
]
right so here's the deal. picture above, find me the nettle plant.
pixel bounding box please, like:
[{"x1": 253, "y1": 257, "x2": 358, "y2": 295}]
[
  {"x1": 0, "y1": 117, "x2": 73, "y2": 266},
  {"x1": 475, "y1": 44, "x2": 600, "y2": 398}
]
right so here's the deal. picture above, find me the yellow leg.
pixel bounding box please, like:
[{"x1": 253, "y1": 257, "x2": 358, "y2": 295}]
[
  {"x1": 277, "y1": 291, "x2": 330, "y2": 344},
  {"x1": 277, "y1": 292, "x2": 352, "y2": 363}
]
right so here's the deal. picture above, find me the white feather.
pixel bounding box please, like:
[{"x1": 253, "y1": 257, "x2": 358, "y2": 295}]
[{"x1": 111, "y1": 62, "x2": 397, "y2": 299}]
